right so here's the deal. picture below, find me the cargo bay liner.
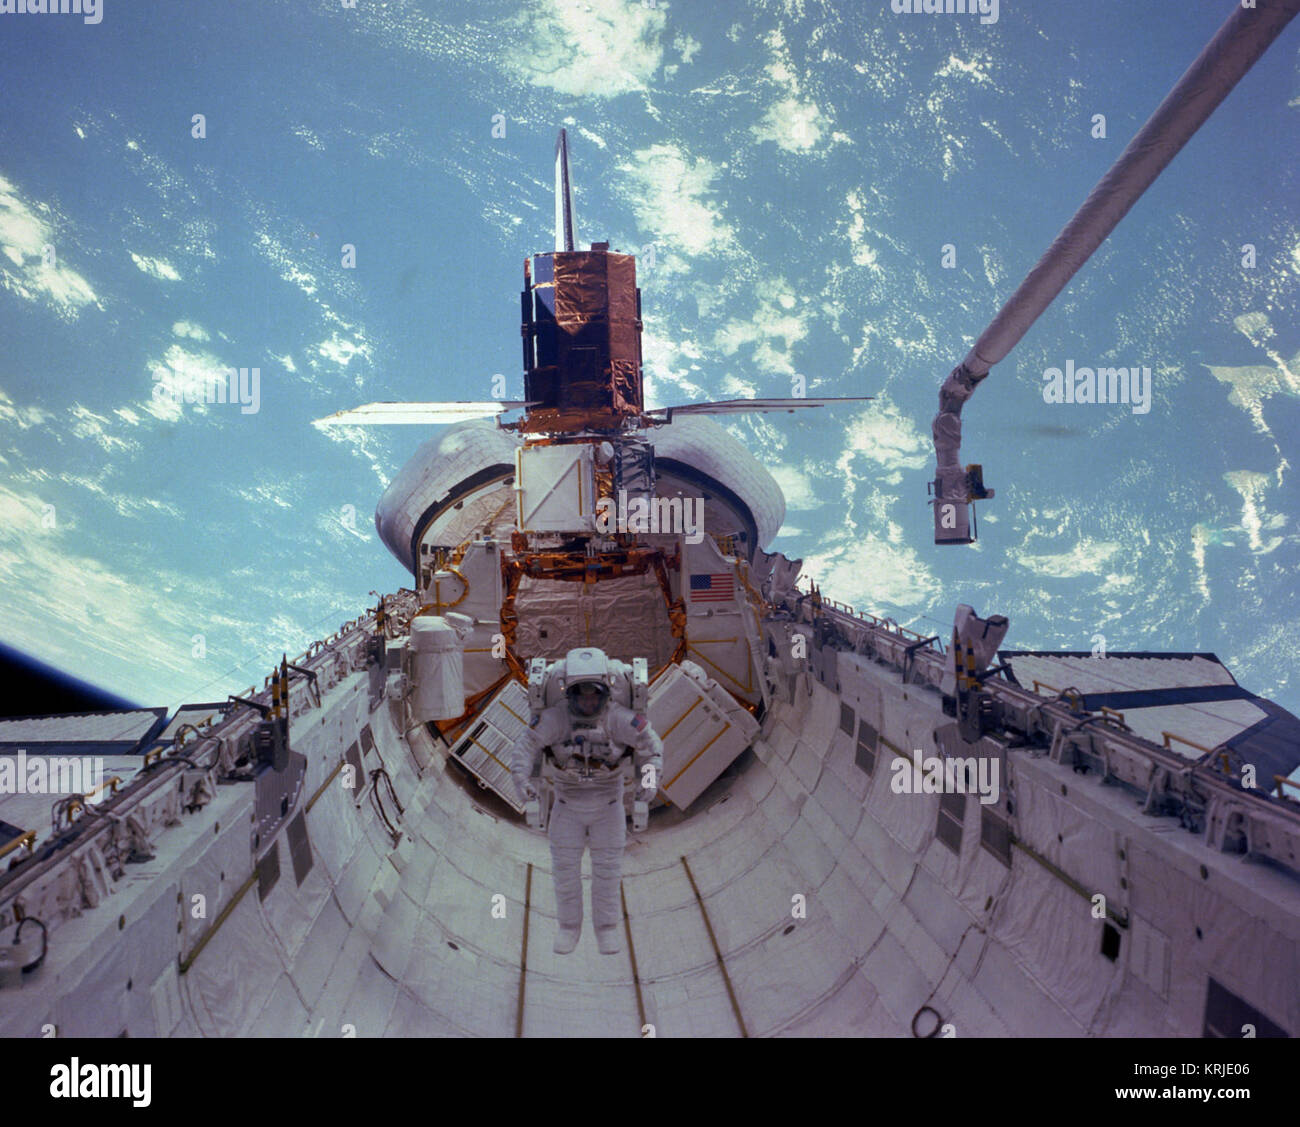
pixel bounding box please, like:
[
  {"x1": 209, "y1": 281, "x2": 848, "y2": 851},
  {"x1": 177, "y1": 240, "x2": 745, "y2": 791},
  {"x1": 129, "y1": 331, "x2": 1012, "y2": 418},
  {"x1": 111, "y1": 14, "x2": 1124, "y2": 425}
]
[{"x1": 2, "y1": 1, "x2": 1300, "y2": 1038}]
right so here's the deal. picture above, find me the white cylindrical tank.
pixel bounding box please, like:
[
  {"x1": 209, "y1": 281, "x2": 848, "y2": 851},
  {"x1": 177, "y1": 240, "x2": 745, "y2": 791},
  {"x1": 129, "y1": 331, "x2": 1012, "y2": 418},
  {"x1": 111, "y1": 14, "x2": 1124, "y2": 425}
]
[{"x1": 406, "y1": 617, "x2": 466, "y2": 722}]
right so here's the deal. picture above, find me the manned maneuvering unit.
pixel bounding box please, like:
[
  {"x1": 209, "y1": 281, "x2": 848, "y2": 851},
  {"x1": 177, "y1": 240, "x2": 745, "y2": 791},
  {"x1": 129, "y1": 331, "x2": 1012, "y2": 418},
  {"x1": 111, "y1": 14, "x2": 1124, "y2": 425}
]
[{"x1": 3, "y1": 0, "x2": 1300, "y2": 1037}]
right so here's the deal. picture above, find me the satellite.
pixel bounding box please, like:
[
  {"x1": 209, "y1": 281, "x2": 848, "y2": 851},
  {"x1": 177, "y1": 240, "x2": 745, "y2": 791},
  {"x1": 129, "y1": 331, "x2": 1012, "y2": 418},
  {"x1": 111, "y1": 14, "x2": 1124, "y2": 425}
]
[{"x1": 313, "y1": 129, "x2": 871, "y2": 437}]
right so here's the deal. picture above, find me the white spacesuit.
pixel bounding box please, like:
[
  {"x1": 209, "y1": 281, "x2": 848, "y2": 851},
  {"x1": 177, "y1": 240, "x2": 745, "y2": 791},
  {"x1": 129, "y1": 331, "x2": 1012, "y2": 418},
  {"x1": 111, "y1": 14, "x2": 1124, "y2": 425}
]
[{"x1": 510, "y1": 648, "x2": 663, "y2": 956}]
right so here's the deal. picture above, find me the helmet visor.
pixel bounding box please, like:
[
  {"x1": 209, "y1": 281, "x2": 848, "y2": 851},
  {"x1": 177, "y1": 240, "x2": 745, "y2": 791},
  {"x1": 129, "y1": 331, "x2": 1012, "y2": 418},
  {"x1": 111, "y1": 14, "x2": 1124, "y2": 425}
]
[{"x1": 567, "y1": 681, "x2": 609, "y2": 717}]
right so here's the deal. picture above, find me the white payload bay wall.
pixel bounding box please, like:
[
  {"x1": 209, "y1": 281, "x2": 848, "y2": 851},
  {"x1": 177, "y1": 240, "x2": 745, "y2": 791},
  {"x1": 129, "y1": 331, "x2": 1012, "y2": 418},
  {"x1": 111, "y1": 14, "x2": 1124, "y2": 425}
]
[{"x1": 5, "y1": 642, "x2": 1296, "y2": 1037}]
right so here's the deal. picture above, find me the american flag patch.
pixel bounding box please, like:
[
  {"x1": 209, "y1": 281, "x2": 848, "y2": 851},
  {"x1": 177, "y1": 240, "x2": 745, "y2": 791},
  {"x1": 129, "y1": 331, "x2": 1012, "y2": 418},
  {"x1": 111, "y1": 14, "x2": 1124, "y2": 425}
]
[
  {"x1": 690, "y1": 573, "x2": 734, "y2": 602},
  {"x1": 632, "y1": 713, "x2": 647, "y2": 731}
]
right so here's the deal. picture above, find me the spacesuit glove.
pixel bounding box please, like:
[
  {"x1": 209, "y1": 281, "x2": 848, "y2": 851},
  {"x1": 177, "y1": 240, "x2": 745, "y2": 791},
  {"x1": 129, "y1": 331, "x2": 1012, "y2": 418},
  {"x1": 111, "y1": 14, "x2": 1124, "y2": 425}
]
[{"x1": 517, "y1": 780, "x2": 538, "y2": 803}]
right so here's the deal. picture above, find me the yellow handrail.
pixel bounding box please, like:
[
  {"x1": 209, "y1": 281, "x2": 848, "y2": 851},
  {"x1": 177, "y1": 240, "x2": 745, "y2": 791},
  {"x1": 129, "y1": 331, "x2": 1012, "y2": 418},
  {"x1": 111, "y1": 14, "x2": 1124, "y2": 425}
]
[
  {"x1": 59, "y1": 776, "x2": 125, "y2": 825},
  {"x1": 0, "y1": 830, "x2": 36, "y2": 862},
  {"x1": 1031, "y1": 679, "x2": 1081, "y2": 708},
  {"x1": 84, "y1": 776, "x2": 123, "y2": 802},
  {"x1": 1274, "y1": 775, "x2": 1300, "y2": 801},
  {"x1": 1161, "y1": 731, "x2": 1217, "y2": 758}
]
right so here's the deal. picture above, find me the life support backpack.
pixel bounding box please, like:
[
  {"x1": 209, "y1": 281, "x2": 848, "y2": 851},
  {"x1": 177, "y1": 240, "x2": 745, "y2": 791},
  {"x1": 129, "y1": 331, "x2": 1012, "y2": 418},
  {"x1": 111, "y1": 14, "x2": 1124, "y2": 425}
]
[{"x1": 526, "y1": 649, "x2": 649, "y2": 713}]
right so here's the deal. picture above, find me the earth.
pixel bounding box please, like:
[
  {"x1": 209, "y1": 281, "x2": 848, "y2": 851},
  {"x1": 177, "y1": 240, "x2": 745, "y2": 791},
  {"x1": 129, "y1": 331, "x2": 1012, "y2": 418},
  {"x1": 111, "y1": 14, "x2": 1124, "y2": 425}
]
[{"x1": 0, "y1": 0, "x2": 1296, "y2": 716}]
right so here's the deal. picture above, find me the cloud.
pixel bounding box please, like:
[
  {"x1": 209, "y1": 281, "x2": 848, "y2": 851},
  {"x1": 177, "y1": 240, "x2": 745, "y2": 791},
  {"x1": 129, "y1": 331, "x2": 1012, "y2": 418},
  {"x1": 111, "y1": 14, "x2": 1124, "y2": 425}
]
[
  {"x1": 920, "y1": 48, "x2": 1006, "y2": 178},
  {"x1": 0, "y1": 387, "x2": 50, "y2": 432},
  {"x1": 836, "y1": 399, "x2": 929, "y2": 476},
  {"x1": 720, "y1": 373, "x2": 758, "y2": 398},
  {"x1": 317, "y1": 508, "x2": 371, "y2": 544},
  {"x1": 58, "y1": 470, "x2": 179, "y2": 520},
  {"x1": 674, "y1": 32, "x2": 701, "y2": 66},
  {"x1": 1205, "y1": 318, "x2": 1298, "y2": 489},
  {"x1": 844, "y1": 190, "x2": 886, "y2": 274},
  {"x1": 247, "y1": 226, "x2": 371, "y2": 391},
  {"x1": 236, "y1": 480, "x2": 296, "y2": 512},
  {"x1": 292, "y1": 125, "x2": 325, "y2": 151},
  {"x1": 1224, "y1": 469, "x2": 1285, "y2": 555},
  {"x1": 1189, "y1": 523, "x2": 1213, "y2": 603},
  {"x1": 69, "y1": 405, "x2": 141, "y2": 455},
  {"x1": 753, "y1": 96, "x2": 828, "y2": 152},
  {"x1": 1016, "y1": 539, "x2": 1121, "y2": 579},
  {"x1": 641, "y1": 327, "x2": 707, "y2": 403},
  {"x1": 936, "y1": 54, "x2": 995, "y2": 87},
  {"x1": 172, "y1": 320, "x2": 210, "y2": 341},
  {"x1": 255, "y1": 229, "x2": 319, "y2": 298},
  {"x1": 712, "y1": 280, "x2": 811, "y2": 376},
  {"x1": 749, "y1": 29, "x2": 831, "y2": 153},
  {"x1": 314, "y1": 424, "x2": 392, "y2": 489},
  {"x1": 143, "y1": 344, "x2": 238, "y2": 422},
  {"x1": 574, "y1": 126, "x2": 608, "y2": 151},
  {"x1": 512, "y1": 0, "x2": 666, "y2": 97},
  {"x1": 767, "y1": 463, "x2": 822, "y2": 510},
  {"x1": 618, "y1": 143, "x2": 734, "y2": 264},
  {"x1": 130, "y1": 252, "x2": 181, "y2": 281},
  {"x1": 801, "y1": 533, "x2": 941, "y2": 608},
  {"x1": 317, "y1": 333, "x2": 370, "y2": 369},
  {"x1": 0, "y1": 173, "x2": 100, "y2": 317},
  {"x1": 1206, "y1": 322, "x2": 1299, "y2": 442}
]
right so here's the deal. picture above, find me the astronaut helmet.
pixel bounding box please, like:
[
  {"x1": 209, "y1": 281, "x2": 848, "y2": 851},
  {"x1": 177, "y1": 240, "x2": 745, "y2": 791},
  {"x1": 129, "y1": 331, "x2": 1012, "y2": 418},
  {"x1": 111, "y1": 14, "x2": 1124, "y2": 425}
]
[{"x1": 563, "y1": 648, "x2": 612, "y2": 718}]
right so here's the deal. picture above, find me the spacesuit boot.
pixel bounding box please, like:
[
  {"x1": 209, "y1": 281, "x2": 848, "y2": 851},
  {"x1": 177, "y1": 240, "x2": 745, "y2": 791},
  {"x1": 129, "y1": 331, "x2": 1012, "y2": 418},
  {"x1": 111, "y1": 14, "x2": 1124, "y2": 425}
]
[{"x1": 553, "y1": 924, "x2": 581, "y2": 955}]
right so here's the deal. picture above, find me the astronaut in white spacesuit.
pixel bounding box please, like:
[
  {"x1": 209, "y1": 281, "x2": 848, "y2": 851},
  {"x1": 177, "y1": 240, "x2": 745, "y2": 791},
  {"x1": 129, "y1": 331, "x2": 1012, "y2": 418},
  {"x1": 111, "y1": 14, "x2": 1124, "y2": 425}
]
[{"x1": 510, "y1": 648, "x2": 663, "y2": 956}]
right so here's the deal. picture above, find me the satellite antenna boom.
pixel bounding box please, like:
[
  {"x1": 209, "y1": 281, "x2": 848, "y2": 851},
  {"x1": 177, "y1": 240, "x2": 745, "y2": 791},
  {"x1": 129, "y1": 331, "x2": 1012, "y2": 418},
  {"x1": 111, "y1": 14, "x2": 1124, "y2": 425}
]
[{"x1": 555, "y1": 128, "x2": 578, "y2": 252}]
